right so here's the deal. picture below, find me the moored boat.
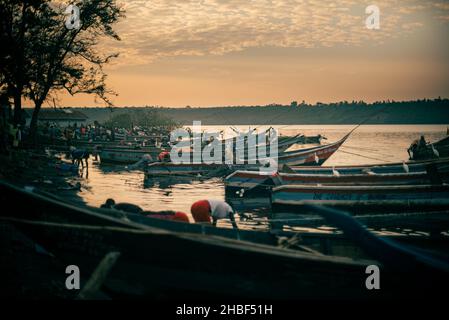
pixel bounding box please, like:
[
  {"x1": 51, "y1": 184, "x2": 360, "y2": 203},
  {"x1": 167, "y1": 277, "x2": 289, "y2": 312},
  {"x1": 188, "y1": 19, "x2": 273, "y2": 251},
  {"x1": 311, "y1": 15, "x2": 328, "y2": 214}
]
[
  {"x1": 283, "y1": 157, "x2": 449, "y2": 175},
  {"x1": 145, "y1": 134, "x2": 350, "y2": 176},
  {"x1": 99, "y1": 147, "x2": 160, "y2": 164},
  {"x1": 271, "y1": 184, "x2": 449, "y2": 215},
  {"x1": 225, "y1": 160, "x2": 449, "y2": 198},
  {"x1": 408, "y1": 135, "x2": 449, "y2": 160}
]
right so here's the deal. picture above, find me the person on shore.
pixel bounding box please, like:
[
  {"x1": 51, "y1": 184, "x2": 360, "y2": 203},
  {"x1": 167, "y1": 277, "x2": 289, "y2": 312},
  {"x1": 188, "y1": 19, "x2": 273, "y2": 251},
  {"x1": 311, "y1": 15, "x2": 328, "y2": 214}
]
[
  {"x1": 190, "y1": 199, "x2": 238, "y2": 229},
  {"x1": 69, "y1": 146, "x2": 90, "y2": 168}
]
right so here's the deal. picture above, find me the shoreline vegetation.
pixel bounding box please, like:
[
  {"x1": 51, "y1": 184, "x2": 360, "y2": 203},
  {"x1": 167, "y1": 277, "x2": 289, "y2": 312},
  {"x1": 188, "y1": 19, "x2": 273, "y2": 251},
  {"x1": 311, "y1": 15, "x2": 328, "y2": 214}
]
[{"x1": 39, "y1": 98, "x2": 449, "y2": 126}]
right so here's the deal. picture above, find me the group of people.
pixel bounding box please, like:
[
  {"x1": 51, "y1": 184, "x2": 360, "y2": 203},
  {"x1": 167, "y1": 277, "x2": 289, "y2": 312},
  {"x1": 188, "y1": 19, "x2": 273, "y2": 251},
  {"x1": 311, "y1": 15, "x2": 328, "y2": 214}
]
[
  {"x1": 41, "y1": 121, "x2": 176, "y2": 150},
  {"x1": 42, "y1": 121, "x2": 116, "y2": 144},
  {"x1": 101, "y1": 198, "x2": 238, "y2": 228}
]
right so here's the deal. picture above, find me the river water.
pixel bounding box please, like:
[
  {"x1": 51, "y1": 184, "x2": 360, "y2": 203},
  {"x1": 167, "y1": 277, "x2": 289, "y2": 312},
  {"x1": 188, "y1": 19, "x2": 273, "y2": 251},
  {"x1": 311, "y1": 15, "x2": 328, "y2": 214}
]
[{"x1": 67, "y1": 125, "x2": 448, "y2": 224}]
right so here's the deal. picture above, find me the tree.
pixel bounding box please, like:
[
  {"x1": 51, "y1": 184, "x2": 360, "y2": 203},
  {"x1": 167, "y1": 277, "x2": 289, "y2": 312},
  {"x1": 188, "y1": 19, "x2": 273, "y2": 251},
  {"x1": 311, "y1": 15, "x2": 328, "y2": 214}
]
[
  {"x1": 25, "y1": 0, "x2": 124, "y2": 141},
  {"x1": 104, "y1": 109, "x2": 180, "y2": 130},
  {"x1": 0, "y1": 1, "x2": 44, "y2": 124},
  {"x1": 290, "y1": 101, "x2": 298, "y2": 108}
]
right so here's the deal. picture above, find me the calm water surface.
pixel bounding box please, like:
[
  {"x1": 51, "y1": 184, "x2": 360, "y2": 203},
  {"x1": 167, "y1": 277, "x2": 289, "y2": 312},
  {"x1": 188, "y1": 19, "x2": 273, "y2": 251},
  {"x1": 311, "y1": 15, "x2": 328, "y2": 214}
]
[{"x1": 68, "y1": 125, "x2": 448, "y2": 223}]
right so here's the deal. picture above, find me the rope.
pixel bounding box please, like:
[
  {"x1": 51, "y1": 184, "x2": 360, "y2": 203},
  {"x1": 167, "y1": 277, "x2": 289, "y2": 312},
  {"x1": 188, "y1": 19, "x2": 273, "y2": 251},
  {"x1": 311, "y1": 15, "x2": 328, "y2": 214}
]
[
  {"x1": 337, "y1": 149, "x2": 396, "y2": 163},
  {"x1": 340, "y1": 146, "x2": 393, "y2": 158}
]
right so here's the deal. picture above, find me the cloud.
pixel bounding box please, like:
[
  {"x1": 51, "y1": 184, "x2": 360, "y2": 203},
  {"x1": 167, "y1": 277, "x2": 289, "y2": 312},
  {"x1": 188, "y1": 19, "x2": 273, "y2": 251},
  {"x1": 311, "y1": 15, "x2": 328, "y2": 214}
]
[{"x1": 100, "y1": 0, "x2": 449, "y2": 66}]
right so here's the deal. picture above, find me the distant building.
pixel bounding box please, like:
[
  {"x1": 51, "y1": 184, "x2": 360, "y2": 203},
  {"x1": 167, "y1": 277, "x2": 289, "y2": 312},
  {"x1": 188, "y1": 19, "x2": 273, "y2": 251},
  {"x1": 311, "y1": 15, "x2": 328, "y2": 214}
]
[{"x1": 24, "y1": 108, "x2": 89, "y2": 127}]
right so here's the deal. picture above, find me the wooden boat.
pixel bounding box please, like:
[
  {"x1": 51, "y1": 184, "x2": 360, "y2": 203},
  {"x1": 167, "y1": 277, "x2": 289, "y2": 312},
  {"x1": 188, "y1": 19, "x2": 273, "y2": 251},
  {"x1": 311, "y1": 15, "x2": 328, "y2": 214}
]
[
  {"x1": 2, "y1": 181, "x2": 448, "y2": 256},
  {"x1": 0, "y1": 181, "x2": 374, "y2": 299},
  {"x1": 409, "y1": 136, "x2": 449, "y2": 161},
  {"x1": 288, "y1": 134, "x2": 325, "y2": 144},
  {"x1": 144, "y1": 134, "x2": 349, "y2": 177},
  {"x1": 99, "y1": 147, "x2": 160, "y2": 164},
  {"x1": 271, "y1": 198, "x2": 449, "y2": 217},
  {"x1": 98, "y1": 133, "x2": 306, "y2": 165},
  {"x1": 0, "y1": 181, "x2": 447, "y2": 299},
  {"x1": 225, "y1": 160, "x2": 449, "y2": 198},
  {"x1": 283, "y1": 157, "x2": 449, "y2": 175},
  {"x1": 271, "y1": 184, "x2": 449, "y2": 215}
]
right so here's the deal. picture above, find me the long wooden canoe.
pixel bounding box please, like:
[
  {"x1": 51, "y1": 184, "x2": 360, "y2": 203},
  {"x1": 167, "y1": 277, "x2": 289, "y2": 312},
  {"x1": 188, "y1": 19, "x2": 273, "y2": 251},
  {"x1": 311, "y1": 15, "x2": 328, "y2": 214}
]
[
  {"x1": 98, "y1": 133, "x2": 305, "y2": 165},
  {"x1": 409, "y1": 136, "x2": 449, "y2": 160},
  {"x1": 144, "y1": 134, "x2": 349, "y2": 176},
  {"x1": 225, "y1": 161, "x2": 449, "y2": 197},
  {"x1": 271, "y1": 184, "x2": 449, "y2": 216},
  {"x1": 0, "y1": 181, "x2": 447, "y2": 299},
  {"x1": 283, "y1": 157, "x2": 449, "y2": 175},
  {"x1": 99, "y1": 147, "x2": 159, "y2": 164}
]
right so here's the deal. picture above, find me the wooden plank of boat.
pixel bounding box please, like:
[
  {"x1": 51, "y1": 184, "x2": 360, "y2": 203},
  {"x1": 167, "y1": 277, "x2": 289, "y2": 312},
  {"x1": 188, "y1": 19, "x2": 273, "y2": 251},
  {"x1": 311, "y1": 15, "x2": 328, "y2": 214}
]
[
  {"x1": 284, "y1": 157, "x2": 449, "y2": 175},
  {"x1": 271, "y1": 210, "x2": 449, "y2": 235},
  {"x1": 271, "y1": 190, "x2": 449, "y2": 215},
  {"x1": 272, "y1": 184, "x2": 449, "y2": 203},
  {"x1": 225, "y1": 164, "x2": 449, "y2": 198},
  {"x1": 0, "y1": 182, "x2": 383, "y2": 299}
]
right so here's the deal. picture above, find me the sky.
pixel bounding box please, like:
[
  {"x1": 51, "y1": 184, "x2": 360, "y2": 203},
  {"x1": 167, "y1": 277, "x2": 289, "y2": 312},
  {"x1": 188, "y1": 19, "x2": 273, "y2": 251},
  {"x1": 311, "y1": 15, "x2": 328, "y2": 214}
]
[{"x1": 57, "y1": 0, "x2": 449, "y2": 107}]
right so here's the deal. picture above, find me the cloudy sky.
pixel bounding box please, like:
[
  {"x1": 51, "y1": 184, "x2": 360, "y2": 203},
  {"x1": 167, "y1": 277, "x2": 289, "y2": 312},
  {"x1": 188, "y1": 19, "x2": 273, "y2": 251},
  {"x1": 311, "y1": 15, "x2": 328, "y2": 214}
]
[{"x1": 59, "y1": 0, "x2": 449, "y2": 107}]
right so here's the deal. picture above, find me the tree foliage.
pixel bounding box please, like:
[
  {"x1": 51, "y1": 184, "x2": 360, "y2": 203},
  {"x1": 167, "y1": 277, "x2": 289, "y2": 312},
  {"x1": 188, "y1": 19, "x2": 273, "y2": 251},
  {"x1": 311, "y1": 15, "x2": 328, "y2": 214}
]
[
  {"x1": 104, "y1": 109, "x2": 180, "y2": 130},
  {"x1": 0, "y1": 0, "x2": 124, "y2": 139}
]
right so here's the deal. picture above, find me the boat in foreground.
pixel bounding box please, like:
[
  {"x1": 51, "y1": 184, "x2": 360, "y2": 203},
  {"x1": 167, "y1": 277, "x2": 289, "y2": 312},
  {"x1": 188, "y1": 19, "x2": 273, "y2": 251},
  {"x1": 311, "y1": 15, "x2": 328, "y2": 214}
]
[{"x1": 1, "y1": 181, "x2": 448, "y2": 299}]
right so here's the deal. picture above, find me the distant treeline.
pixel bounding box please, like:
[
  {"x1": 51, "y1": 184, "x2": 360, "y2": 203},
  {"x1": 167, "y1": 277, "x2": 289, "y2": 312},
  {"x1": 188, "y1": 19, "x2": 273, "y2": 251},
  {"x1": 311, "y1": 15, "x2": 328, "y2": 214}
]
[{"x1": 75, "y1": 98, "x2": 449, "y2": 125}]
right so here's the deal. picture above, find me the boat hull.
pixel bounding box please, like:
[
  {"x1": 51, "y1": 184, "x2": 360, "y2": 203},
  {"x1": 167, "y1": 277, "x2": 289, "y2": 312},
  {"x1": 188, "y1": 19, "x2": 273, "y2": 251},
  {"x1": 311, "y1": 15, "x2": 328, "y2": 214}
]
[
  {"x1": 225, "y1": 161, "x2": 449, "y2": 198},
  {"x1": 145, "y1": 135, "x2": 349, "y2": 176},
  {"x1": 273, "y1": 184, "x2": 449, "y2": 201}
]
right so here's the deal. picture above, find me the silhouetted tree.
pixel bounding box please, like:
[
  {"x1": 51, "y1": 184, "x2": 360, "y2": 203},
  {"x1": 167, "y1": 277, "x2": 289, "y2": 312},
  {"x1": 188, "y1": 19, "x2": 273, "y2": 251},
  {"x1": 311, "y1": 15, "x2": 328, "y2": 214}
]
[
  {"x1": 0, "y1": 1, "x2": 45, "y2": 124},
  {"x1": 0, "y1": 0, "x2": 124, "y2": 140},
  {"x1": 26, "y1": 0, "x2": 124, "y2": 141}
]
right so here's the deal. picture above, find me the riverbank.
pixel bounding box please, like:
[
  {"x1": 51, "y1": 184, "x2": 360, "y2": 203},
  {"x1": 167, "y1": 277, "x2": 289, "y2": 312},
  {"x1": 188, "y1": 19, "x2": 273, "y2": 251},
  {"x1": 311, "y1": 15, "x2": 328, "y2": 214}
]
[
  {"x1": 61, "y1": 100, "x2": 449, "y2": 125},
  {"x1": 0, "y1": 149, "x2": 83, "y2": 199}
]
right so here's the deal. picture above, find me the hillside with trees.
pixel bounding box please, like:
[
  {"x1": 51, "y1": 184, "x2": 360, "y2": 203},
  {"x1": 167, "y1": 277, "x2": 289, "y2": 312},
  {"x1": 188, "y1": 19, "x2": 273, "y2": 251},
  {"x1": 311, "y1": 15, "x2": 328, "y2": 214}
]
[{"x1": 75, "y1": 98, "x2": 449, "y2": 125}]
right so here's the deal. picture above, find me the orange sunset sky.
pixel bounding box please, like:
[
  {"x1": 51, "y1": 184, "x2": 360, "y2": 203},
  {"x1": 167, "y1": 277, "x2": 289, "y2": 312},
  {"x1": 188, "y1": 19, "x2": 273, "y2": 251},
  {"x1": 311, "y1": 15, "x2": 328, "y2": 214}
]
[{"x1": 54, "y1": 0, "x2": 449, "y2": 108}]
